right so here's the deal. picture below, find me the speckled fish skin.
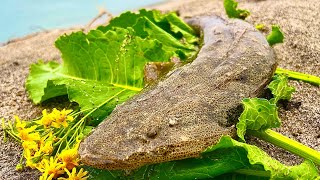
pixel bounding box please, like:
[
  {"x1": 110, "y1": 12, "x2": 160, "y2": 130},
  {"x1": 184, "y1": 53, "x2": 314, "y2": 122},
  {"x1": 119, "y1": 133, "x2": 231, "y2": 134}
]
[{"x1": 79, "y1": 16, "x2": 276, "y2": 170}]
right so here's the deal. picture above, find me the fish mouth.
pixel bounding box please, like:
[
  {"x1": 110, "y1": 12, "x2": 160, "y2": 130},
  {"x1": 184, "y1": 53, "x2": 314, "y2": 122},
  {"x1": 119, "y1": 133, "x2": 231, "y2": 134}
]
[
  {"x1": 79, "y1": 151, "x2": 132, "y2": 169},
  {"x1": 79, "y1": 149, "x2": 152, "y2": 170},
  {"x1": 79, "y1": 139, "x2": 133, "y2": 169}
]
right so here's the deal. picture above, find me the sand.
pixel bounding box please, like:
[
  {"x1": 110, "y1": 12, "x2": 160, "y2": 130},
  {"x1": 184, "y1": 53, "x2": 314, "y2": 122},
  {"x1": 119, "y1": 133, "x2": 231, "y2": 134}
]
[{"x1": 0, "y1": 0, "x2": 319, "y2": 179}]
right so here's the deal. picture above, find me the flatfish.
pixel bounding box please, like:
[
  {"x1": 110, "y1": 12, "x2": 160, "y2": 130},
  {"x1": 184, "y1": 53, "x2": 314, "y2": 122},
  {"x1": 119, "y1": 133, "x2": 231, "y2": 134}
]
[{"x1": 79, "y1": 16, "x2": 276, "y2": 170}]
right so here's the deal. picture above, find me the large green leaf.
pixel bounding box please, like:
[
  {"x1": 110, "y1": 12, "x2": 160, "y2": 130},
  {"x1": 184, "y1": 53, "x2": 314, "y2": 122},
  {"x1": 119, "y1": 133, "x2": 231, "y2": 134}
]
[
  {"x1": 26, "y1": 27, "x2": 175, "y2": 124},
  {"x1": 98, "y1": 9, "x2": 199, "y2": 59},
  {"x1": 206, "y1": 136, "x2": 319, "y2": 180},
  {"x1": 99, "y1": 9, "x2": 197, "y2": 43},
  {"x1": 85, "y1": 136, "x2": 319, "y2": 180},
  {"x1": 26, "y1": 10, "x2": 199, "y2": 124},
  {"x1": 85, "y1": 147, "x2": 248, "y2": 180}
]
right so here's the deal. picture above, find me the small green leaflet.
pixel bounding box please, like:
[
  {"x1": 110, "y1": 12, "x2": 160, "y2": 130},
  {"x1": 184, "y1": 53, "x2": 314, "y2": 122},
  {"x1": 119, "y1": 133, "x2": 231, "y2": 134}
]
[
  {"x1": 236, "y1": 74, "x2": 295, "y2": 141},
  {"x1": 26, "y1": 10, "x2": 199, "y2": 125},
  {"x1": 267, "y1": 25, "x2": 284, "y2": 46},
  {"x1": 255, "y1": 23, "x2": 266, "y2": 31},
  {"x1": 85, "y1": 136, "x2": 319, "y2": 180},
  {"x1": 255, "y1": 23, "x2": 269, "y2": 33},
  {"x1": 236, "y1": 98, "x2": 280, "y2": 142},
  {"x1": 223, "y1": 0, "x2": 250, "y2": 20},
  {"x1": 268, "y1": 74, "x2": 296, "y2": 104}
]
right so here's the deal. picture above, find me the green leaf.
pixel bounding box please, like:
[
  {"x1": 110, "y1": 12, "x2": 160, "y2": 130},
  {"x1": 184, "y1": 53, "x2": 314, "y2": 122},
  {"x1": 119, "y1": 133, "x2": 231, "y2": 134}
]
[
  {"x1": 267, "y1": 25, "x2": 284, "y2": 46},
  {"x1": 26, "y1": 61, "x2": 66, "y2": 103},
  {"x1": 224, "y1": 0, "x2": 250, "y2": 20},
  {"x1": 205, "y1": 136, "x2": 319, "y2": 180},
  {"x1": 100, "y1": 9, "x2": 197, "y2": 43},
  {"x1": 140, "y1": 148, "x2": 249, "y2": 180},
  {"x1": 85, "y1": 136, "x2": 319, "y2": 180},
  {"x1": 212, "y1": 172, "x2": 269, "y2": 180},
  {"x1": 82, "y1": 126, "x2": 94, "y2": 136},
  {"x1": 83, "y1": 166, "x2": 123, "y2": 180},
  {"x1": 26, "y1": 27, "x2": 176, "y2": 124},
  {"x1": 85, "y1": 147, "x2": 249, "y2": 180},
  {"x1": 98, "y1": 9, "x2": 199, "y2": 60},
  {"x1": 268, "y1": 74, "x2": 296, "y2": 104},
  {"x1": 26, "y1": 10, "x2": 199, "y2": 124},
  {"x1": 236, "y1": 98, "x2": 280, "y2": 141}
]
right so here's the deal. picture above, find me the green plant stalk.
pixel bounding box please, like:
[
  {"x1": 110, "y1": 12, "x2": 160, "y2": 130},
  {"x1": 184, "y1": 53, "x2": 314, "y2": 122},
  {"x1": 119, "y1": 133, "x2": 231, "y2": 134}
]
[
  {"x1": 55, "y1": 89, "x2": 127, "y2": 150},
  {"x1": 66, "y1": 119, "x2": 85, "y2": 146},
  {"x1": 1, "y1": 118, "x2": 7, "y2": 142},
  {"x1": 55, "y1": 118, "x2": 85, "y2": 153},
  {"x1": 248, "y1": 129, "x2": 320, "y2": 165},
  {"x1": 6, "y1": 131, "x2": 21, "y2": 143},
  {"x1": 275, "y1": 67, "x2": 320, "y2": 86},
  {"x1": 2, "y1": 119, "x2": 21, "y2": 143},
  {"x1": 234, "y1": 169, "x2": 270, "y2": 177}
]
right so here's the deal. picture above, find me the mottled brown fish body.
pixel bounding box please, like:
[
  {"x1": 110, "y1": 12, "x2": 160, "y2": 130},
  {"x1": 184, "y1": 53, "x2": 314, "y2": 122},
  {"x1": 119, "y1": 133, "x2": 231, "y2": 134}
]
[{"x1": 79, "y1": 16, "x2": 276, "y2": 170}]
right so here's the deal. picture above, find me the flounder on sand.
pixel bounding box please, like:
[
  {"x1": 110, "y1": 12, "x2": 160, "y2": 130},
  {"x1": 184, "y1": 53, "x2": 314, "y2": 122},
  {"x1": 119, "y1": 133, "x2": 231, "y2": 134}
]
[{"x1": 79, "y1": 16, "x2": 276, "y2": 169}]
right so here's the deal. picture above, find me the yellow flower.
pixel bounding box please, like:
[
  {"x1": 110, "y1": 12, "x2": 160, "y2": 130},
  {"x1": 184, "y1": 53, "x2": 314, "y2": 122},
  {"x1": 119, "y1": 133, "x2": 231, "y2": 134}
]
[
  {"x1": 39, "y1": 172, "x2": 54, "y2": 180},
  {"x1": 58, "y1": 168, "x2": 88, "y2": 180},
  {"x1": 37, "y1": 157, "x2": 65, "y2": 178},
  {"x1": 38, "y1": 133, "x2": 54, "y2": 154},
  {"x1": 26, "y1": 158, "x2": 37, "y2": 168},
  {"x1": 37, "y1": 108, "x2": 74, "y2": 128},
  {"x1": 38, "y1": 109, "x2": 53, "y2": 128},
  {"x1": 22, "y1": 140, "x2": 38, "y2": 152},
  {"x1": 14, "y1": 115, "x2": 27, "y2": 131},
  {"x1": 58, "y1": 147, "x2": 79, "y2": 170},
  {"x1": 17, "y1": 125, "x2": 40, "y2": 141},
  {"x1": 39, "y1": 139, "x2": 53, "y2": 154},
  {"x1": 36, "y1": 158, "x2": 47, "y2": 172},
  {"x1": 24, "y1": 149, "x2": 38, "y2": 168},
  {"x1": 50, "y1": 108, "x2": 74, "y2": 128}
]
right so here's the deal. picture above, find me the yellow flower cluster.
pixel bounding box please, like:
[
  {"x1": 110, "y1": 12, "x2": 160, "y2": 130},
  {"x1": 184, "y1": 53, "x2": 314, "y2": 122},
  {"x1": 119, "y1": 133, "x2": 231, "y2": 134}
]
[
  {"x1": 36, "y1": 144, "x2": 84, "y2": 180},
  {"x1": 39, "y1": 167, "x2": 88, "y2": 180},
  {"x1": 38, "y1": 108, "x2": 74, "y2": 129},
  {"x1": 15, "y1": 116, "x2": 40, "y2": 142},
  {"x1": 58, "y1": 145, "x2": 80, "y2": 170},
  {"x1": 14, "y1": 116, "x2": 52, "y2": 169},
  {"x1": 9, "y1": 108, "x2": 89, "y2": 180},
  {"x1": 59, "y1": 168, "x2": 88, "y2": 180}
]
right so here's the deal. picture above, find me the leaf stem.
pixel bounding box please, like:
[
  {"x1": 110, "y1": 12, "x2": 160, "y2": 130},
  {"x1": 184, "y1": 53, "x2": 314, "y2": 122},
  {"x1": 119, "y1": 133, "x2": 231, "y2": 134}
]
[
  {"x1": 6, "y1": 131, "x2": 21, "y2": 143},
  {"x1": 67, "y1": 119, "x2": 85, "y2": 145},
  {"x1": 234, "y1": 169, "x2": 270, "y2": 177},
  {"x1": 1, "y1": 118, "x2": 7, "y2": 142},
  {"x1": 110, "y1": 83, "x2": 142, "y2": 92},
  {"x1": 54, "y1": 118, "x2": 84, "y2": 147},
  {"x1": 275, "y1": 68, "x2": 320, "y2": 86},
  {"x1": 55, "y1": 89, "x2": 127, "y2": 149},
  {"x1": 248, "y1": 129, "x2": 320, "y2": 165}
]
